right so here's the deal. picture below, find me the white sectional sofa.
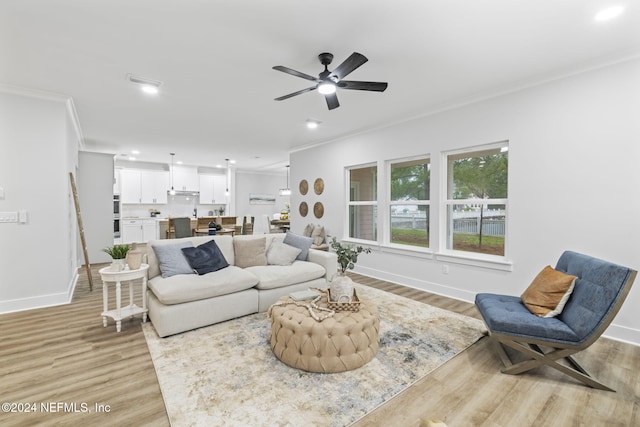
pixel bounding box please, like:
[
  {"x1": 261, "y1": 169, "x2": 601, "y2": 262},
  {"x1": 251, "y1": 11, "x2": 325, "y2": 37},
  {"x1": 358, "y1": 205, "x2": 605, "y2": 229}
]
[{"x1": 144, "y1": 233, "x2": 336, "y2": 337}]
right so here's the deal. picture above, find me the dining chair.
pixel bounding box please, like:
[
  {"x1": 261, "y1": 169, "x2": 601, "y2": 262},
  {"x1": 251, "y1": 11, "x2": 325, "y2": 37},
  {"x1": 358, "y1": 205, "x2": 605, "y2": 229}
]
[{"x1": 172, "y1": 217, "x2": 192, "y2": 239}]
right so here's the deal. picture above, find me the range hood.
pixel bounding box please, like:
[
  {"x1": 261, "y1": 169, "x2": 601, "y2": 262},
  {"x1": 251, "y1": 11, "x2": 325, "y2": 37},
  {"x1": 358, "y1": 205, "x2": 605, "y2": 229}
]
[{"x1": 168, "y1": 190, "x2": 200, "y2": 196}]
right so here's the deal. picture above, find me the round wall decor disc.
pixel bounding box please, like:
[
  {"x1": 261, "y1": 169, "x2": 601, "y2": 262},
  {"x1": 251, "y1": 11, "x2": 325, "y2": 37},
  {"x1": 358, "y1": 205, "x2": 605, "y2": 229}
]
[
  {"x1": 299, "y1": 180, "x2": 309, "y2": 195},
  {"x1": 313, "y1": 202, "x2": 324, "y2": 218},
  {"x1": 299, "y1": 201, "x2": 308, "y2": 217},
  {"x1": 314, "y1": 178, "x2": 324, "y2": 195}
]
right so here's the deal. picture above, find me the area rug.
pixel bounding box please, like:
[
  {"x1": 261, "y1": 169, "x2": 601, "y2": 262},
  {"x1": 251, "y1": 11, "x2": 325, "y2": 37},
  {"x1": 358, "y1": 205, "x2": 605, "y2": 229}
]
[{"x1": 142, "y1": 285, "x2": 486, "y2": 427}]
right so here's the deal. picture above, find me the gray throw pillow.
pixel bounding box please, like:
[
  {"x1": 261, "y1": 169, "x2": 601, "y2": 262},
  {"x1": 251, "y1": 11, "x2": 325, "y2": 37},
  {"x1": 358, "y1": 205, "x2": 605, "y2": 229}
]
[
  {"x1": 283, "y1": 231, "x2": 314, "y2": 261},
  {"x1": 266, "y1": 241, "x2": 302, "y2": 266},
  {"x1": 152, "y1": 241, "x2": 194, "y2": 278}
]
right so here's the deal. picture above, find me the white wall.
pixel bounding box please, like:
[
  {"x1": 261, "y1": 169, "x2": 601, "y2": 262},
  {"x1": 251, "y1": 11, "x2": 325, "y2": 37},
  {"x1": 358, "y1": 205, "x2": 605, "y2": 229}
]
[
  {"x1": 291, "y1": 57, "x2": 640, "y2": 345},
  {"x1": 78, "y1": 152, "x2": 114, "y2": 264},
  {"x1": 0, "y1": 90, "x2": 80, "y2": 313},
  {"x1": 235, "y1": 170, "x2": 290, "y2": 234}
]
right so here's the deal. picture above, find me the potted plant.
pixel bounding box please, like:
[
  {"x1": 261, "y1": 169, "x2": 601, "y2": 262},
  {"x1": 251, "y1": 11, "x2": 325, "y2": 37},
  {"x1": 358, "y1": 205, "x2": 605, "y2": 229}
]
[
  {"x1": 328, "y1": 237, "x2": 372, "y2": 301},
  {"x1": 102, "y1": 244, "x2": 131, "y2": 271}
]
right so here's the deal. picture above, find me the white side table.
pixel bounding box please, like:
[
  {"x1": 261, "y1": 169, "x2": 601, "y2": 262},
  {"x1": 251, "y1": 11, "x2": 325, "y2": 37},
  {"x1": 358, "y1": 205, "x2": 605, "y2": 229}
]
[{"x1": 98, "y1": 264, "x2": 149, "y2": 332}]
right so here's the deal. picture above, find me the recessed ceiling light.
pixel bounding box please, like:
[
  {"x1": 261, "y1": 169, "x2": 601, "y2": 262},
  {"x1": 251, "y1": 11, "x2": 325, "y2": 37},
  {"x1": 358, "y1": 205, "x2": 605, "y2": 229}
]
[
  {"x1": 216, "y1": 164, "x2": 222, "y2": 168},
  {"x1": 306, "y1": 119, "x2": 320, "y2": 129},
  {"x1": 127, "y1": 74, "x2": 163, "y2": 95},
  {"x1": 595, "y1": 5, "x2": 624, "y2": 21},
  {"x1": 229, "y1": 160, "x2": 236, "y2": 164},
  {"x1": 141, "y1": 85, "x2": 159, "y2": 95},
  {"x1": 176, "y1": 160, "x2": 183, "y2": 165},
  {"x1": 131, "y1": 150, "x2": 140, "y2": 155},
  {"x1": 128, "y1": 157, "x2": 136, "y2": 161}
]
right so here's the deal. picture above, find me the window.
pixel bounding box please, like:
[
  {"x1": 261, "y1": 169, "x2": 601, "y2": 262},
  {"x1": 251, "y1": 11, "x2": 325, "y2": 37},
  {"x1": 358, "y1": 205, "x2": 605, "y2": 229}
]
[
  {"x1": 444, "y1": 143, "x2": 508, "y2": 257},
  {"x1": 389, "y1": 157, "x2": 430, "y2": 248},
  {"x1": 347, "y1": 164, "x2": 377, "y2": 241}
]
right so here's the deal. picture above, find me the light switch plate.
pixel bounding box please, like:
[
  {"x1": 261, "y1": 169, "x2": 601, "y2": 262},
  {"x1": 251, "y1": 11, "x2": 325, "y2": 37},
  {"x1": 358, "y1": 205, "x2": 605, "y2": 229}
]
[
  {"x1": 0, "y1": 212, "x2": 18, "y2": 223},
  {"x1": 0, "y1": 186, "x2": 5, "y2": 199}
]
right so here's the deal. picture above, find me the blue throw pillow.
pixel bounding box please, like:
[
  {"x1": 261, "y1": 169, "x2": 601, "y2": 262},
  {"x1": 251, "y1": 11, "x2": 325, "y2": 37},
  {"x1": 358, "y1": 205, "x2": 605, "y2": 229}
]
[
  {"x1": 283, "y1": 231, "x2": 314, "y2": 261},
  {"x1": 152, "y1": 241, "x2": 195, "y2": 278},
  {"x1": 181, "y1": 239, "x2": 229, "y2": 275}
]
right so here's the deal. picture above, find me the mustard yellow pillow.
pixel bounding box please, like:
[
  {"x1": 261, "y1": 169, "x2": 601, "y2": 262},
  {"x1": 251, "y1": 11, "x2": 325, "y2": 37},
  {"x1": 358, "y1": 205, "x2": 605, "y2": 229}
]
[{"x1": 521, "y1": 265, "x2": 577, "y2": 318}]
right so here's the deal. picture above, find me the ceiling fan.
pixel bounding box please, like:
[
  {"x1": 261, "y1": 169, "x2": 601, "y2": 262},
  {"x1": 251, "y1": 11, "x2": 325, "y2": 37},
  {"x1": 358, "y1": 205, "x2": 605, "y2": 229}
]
[{"x1": 273, "y1": 52, "x2": 388, "y2": 110}]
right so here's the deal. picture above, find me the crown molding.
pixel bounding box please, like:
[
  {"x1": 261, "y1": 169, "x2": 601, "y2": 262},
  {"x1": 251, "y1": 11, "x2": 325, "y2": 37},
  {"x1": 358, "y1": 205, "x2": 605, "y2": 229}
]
[{"x1": 0, "y1": 83, "x2": 85, "y2": 150}]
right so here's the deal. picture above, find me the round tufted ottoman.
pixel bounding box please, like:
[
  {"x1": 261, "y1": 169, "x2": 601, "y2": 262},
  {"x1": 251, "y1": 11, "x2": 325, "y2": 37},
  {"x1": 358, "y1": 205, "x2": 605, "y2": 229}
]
[{"x1": 269, "y1": 292, "x2": 379, "y2": 373}]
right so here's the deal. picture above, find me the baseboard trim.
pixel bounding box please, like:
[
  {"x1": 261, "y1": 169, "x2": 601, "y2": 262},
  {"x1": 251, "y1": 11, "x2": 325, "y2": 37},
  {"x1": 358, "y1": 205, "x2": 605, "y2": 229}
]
[
  {"x1": 603, "y1": 324, "x2": 640, "y2": 347},
  {"x1": 354, "y1": 265, "x2": 476, "y2": 303},
  {"x1": 0, "y1": 270, "x2": 78, "y2": 315}
]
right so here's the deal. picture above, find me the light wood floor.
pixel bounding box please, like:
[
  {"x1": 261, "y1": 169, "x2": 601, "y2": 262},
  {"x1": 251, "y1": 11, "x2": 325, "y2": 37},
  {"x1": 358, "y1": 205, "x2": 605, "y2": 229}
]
[{"x1": 1, "y1": 267, "x2": 638, "y2": 426}]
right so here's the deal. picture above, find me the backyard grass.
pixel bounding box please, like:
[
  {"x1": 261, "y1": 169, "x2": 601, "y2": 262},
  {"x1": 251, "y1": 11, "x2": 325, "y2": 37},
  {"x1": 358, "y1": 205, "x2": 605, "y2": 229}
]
[{"x1": 391, "y1": 228, "x2": 505, "y2": 255}]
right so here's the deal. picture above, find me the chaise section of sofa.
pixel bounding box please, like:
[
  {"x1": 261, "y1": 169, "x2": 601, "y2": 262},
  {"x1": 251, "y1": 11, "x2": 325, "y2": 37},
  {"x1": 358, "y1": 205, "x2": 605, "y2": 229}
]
[{"x1": 145, "y1": 233, "x2": 336, "y2": 337}]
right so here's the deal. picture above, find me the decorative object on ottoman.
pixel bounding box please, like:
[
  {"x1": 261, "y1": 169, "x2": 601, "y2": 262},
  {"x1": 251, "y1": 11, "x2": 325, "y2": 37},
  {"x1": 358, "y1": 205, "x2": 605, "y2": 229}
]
[
  {"x1": 102, "y1": 244, "x2": 130, "y2": 272},
  {"x1": 268, "y1": 290, "x2": 379, "y2": 373},
  {"x1": 327, "y1": 288, "x2": 361, "y2": 312},
  {"x1": 328, "y1": 237, "x2": 372, "y2": 302}
]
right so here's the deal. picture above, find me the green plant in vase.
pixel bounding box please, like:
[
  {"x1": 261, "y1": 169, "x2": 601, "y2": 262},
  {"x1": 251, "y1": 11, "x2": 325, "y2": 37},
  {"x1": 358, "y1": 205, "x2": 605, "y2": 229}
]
[
  {"x1": 102, "y1": 244, "x2": 131, "y2": 271},
  {"x1": 329, "y1": 237, "x2": 372, "y2": 302},
  {"x1": 330, "y1": 237, "x2": 372, "y2": 274}
]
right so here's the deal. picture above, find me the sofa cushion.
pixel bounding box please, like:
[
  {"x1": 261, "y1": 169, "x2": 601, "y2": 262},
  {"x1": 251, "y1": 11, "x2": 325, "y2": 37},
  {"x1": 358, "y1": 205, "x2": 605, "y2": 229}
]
[
  {"x1": 521, "y1": 265, "x2": 577, "y2": 317},
  {"x1": 266, "y1": 241, "x2": 301, "y2": 266},
  {"x1": 181, "y1": 239, "x2": 229, "y2": 275},
  {"x1": 152, "y1": 241, "x2": 195, "y2": 278},
  {"x1": 284, "y1": 231, "x2": 314, "y2": 261},
  {"x1": 246, "y1": 261, "x2": 326, "y2": 290},
  {"x1": 148, "y1": 265, "x2": 259, "y2": 305},
  {"x1": 234, "y1": 236, "x2": 268, "y2": 268}
]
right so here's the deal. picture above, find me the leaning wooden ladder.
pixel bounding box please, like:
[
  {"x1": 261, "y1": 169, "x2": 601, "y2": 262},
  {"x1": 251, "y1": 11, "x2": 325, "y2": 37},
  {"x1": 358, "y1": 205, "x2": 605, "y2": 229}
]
[{"x1": 69, "y1": 172, "x2": 93, "y2": 291}]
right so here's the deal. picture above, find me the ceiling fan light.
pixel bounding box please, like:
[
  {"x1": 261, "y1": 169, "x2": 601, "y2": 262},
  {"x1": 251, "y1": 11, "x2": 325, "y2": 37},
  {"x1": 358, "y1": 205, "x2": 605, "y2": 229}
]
[{"x1": 317, "y1": 82, "x2": 336, "y2": 95}]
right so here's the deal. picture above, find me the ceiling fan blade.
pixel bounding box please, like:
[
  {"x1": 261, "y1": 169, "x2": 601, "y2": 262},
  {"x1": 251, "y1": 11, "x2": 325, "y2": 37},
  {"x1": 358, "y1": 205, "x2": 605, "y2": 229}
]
[
  {"x1": 274, "y1": 86, "x2": 316, "y2": 101},
  {"x1": 272, "y1": 66, "x2": 320, "y2": 82},
  {"x1": 330, "y1": 52, "x2": 368, "y2": 80},
  {"x1": 337, "y1": 80, "x2": 388, "y2": 92},
  {"x1": 324, "y1": 92, "x2": 340, "y2": 110}
]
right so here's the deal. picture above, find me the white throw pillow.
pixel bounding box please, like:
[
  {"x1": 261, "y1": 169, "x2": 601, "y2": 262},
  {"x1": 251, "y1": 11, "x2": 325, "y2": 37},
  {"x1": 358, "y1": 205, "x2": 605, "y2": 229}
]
[{"x1": 266, "y1": 241, "x2": 302, "y2": 266}]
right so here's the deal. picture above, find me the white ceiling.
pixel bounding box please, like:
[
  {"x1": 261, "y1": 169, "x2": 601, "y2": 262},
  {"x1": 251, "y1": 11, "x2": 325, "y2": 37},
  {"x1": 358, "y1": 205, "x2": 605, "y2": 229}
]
[{"x1": 2, "y1": 1, "x2": 639, "y2": 171}]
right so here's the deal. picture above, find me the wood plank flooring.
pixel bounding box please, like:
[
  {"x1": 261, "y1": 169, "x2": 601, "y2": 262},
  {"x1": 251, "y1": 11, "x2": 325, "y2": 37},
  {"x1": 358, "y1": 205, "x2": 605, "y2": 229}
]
[{"x1": 1, "y1": 267, "x2": 638, "y2": 426}]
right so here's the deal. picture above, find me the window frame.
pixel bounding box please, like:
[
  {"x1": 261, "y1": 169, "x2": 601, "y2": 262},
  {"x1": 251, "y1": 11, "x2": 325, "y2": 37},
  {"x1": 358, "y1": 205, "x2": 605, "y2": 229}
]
[
  {"x1": 345, "y1": 162, "x2": 378, "y2": 244},
  {"x1": 440, "y1": 141, "x2": 509, "y2": 263},
  {"x1": 385, "y1": 155, "x2": 431, "y2": 251}
]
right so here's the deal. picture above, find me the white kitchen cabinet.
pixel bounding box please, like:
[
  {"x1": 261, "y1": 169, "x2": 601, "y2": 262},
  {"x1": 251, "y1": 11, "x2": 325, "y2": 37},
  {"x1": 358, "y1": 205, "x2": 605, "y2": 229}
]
[
  {"x1": 120, "y1": 169, "x2": 169, "y2": 204},
  {"x1": 121, "y1": 219, "x2": 143, "y2": 243},
  {"x1": 172, "y1": 166, "x2": 199, "y2": 191},
  {"x1": 120, "y1": 170, "x2": 142, "y2": 204},
  {"x1": 199, "y1": 174, "x2": 227, "y2": 204},
  {"x1": 141, "y1": 171, "x2": 169, "y2": 204},
  {"x1": 121, "y1": 219, "x2": 158, "y2": 243}
]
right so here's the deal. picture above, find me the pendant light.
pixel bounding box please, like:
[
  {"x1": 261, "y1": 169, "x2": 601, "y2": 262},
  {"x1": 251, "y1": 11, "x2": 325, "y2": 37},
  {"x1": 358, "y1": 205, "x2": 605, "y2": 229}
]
[
  {"x1": 225, "y1": 158, "x2": 230, "y2": 196},
  {"x1": 169, "y1": 153, "x2": 176, "y2": 195},
  {"x1": 279, "y1": 165, "x2": 291, "y2": 196}
]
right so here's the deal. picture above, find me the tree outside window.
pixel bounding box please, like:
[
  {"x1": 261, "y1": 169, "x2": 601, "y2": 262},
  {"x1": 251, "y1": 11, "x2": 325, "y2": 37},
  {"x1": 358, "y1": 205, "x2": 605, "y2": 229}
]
[
  {"x1": 445, "y1": 144, "x2": 508, "y2": 256},
  {"x1": 389, "y1": 157, "x2": 430, "y2": 248}
]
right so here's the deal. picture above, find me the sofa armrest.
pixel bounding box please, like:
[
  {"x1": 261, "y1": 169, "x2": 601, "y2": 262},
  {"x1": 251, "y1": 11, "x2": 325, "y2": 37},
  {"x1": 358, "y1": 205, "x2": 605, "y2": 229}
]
[{"x1": 307, "y1": 248, "x2": 337, "y2": 279}]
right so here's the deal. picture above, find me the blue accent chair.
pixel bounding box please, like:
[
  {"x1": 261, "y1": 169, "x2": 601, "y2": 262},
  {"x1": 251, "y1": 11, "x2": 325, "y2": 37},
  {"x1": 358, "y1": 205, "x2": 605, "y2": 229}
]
[{"x1": 475, "y1": 251, "x2": 636, "y2": 391}]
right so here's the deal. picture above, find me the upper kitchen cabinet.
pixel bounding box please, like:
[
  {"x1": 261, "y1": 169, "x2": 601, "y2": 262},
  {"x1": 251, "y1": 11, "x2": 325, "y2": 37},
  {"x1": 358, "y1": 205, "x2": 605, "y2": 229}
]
[
  {"x1": 120, "y1": 169, "x2": 169, "y2": 204},
  {"x1": 171, "y1": 166, "x2": 199, "y2": 192},
  {"x1": 141, "y1": 170, "x2": 169, "y2": 204},
  {"x1": 199, "y1": 174, "x2": 227, "y2": 204}
]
